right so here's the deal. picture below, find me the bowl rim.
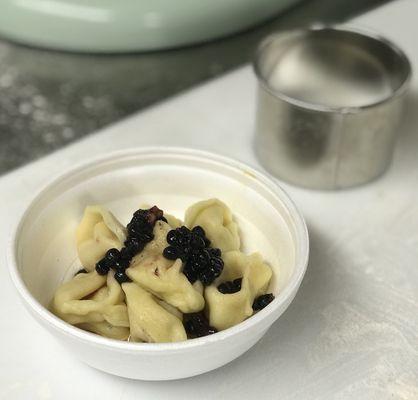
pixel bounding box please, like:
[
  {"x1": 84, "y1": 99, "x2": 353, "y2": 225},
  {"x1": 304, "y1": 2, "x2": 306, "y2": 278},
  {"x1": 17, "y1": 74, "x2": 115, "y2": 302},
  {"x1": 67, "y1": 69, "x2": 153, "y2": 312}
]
[
  {"x1": 7, "y1": 146, "x2": 309, "y2": 352},
  {"x1": 253, "y1": 25, "x2": 412, "y2": 115}
]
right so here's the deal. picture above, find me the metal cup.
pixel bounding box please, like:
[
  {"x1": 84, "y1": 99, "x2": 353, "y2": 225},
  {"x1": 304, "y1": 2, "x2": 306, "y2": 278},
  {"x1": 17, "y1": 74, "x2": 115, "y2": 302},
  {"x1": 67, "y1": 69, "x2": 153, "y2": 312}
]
[{"x1": 253, "y1": 27, "x2": 411, "y2": 189}]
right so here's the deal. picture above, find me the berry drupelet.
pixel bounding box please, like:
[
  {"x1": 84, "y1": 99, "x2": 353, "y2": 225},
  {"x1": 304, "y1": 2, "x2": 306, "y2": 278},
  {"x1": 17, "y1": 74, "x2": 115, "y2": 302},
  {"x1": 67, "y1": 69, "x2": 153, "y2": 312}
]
[
  {"x1": 217, "y1": 278, "x2": 242, "y2": 294},
  {"x1": 183, "y1": 312, "x2": 217, "y2": 338},
  {"x1": 252, "y1": 293, "x2": 275, "y2": 311},
  {"x1": 95, "y1": 206, "x2": 166, "y2": 284},
  {"x1": 162, "y1": 225, "x2": 223, "y2": 285}
]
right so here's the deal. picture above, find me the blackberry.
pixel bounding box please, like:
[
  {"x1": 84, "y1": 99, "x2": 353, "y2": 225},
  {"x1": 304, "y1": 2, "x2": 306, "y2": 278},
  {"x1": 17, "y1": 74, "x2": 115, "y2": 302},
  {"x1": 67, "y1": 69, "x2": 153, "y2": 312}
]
[
  {"x1": 163, "y1": 225, "x2": 224, "y2": 285},
  {"x1": 75, "y1": 268, "x2": 88, "y2": 275},
  {"x1": 114, "y1": 271, "x2": 132, "y2": 284},
  {"x1": 95, "y1": 259, "x2": 110, "y2": 275},
  {"x1": 217, "y1": 278, "x2": 242, "y2": 294},
  {"x1": 252, "y1": 293, "x2": 275, "y2": 311},
  {"x1": 183, "y1": 313, "x2": 217, "y2": 338}
]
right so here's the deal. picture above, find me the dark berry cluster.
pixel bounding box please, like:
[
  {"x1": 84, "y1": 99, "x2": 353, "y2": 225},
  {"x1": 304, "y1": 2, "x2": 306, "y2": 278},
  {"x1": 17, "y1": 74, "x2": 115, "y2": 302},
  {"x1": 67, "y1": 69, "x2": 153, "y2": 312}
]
[
  {"x1": 252, "y1": 293, "x2": 275, "y2": 311},
  {"x1": 217, "y1": 278, "x2": 242, "y2": 294},
  {"x1": 95, "y1": 206, "x2": 166, "y2": 284},
  {"x1": 163, "y1": 226, "x2": 223, "y2": 285},
  {"x1": 183, "y1": 312, "x2": 217, "y2": 338},
  {"x1": 125, "y1": 206, "x2": 166, "y2": 251}
]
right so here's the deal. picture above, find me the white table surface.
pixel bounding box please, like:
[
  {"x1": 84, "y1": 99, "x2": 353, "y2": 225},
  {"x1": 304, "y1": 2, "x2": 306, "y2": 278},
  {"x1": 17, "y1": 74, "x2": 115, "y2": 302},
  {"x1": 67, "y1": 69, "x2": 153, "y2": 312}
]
[{"x1": 1, "y1": 1, "x2": 417, "y2": 399}]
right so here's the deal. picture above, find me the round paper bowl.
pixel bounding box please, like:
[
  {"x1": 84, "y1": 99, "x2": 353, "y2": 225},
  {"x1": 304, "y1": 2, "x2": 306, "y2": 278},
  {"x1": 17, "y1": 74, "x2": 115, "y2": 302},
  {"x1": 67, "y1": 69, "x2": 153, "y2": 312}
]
[{"x1": 7, "y1": 147, "x2": 309, "y2": 380}]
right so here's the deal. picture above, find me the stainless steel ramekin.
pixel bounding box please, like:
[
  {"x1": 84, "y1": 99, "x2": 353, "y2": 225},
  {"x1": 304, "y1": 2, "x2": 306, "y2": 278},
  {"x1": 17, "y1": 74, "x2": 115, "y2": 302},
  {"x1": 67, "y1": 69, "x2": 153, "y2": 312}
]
[{"x1": 253, "y1": 26, "x2": 411, "y2": 189}]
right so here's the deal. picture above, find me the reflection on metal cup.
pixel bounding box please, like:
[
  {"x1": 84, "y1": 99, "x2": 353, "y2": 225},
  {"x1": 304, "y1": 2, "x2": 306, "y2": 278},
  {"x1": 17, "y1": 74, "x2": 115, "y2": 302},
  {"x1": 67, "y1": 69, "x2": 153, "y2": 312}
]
[{"x1": 253, "y1": 27, "x2": 412, "y2": 189}]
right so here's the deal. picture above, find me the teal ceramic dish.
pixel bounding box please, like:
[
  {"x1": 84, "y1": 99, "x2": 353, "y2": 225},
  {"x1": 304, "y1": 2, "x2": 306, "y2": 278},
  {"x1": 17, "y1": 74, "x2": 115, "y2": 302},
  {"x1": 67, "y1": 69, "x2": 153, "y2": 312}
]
[{"x1": 0, "y1": 0, "x2": 301, "y2": 52}]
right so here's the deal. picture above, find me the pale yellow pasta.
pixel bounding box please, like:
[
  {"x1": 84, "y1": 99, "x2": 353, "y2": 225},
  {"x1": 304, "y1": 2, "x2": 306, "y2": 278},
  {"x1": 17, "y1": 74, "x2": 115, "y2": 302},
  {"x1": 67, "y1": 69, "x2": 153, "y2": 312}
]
[
  {"x1": 164, "y1": 214, "x2": 182, "y2": 229},
  {"x1": 156, "y1": 299, "x2": 183, "y2": 320},
  {"x1": 193, "y1": 280, "x2": 204, "y2": 295},
  {"x1": 52, "y1": 271, "x2": 129, "y2": 328},
  {"x1": 52, "y1": 270, "x2": 106, "y2": 313},
  {"x1": 127, "y1": 258, "x2": 204, "y2": 313},
  {"x1": 76, "y1": 205, "x2": 127, "y2": 271},
  {"x1": 205, "y1": 251, "x2": 272, "y2": 330},
  {"x1": 122, "y1": 282, "x2": 187, "y2": 343},
  {"x1": 185, "y1": 199, "x2": 240, "y2": 253},
  {"x1": 78, "y1": 321, "x2": 130, "y2": 340}
]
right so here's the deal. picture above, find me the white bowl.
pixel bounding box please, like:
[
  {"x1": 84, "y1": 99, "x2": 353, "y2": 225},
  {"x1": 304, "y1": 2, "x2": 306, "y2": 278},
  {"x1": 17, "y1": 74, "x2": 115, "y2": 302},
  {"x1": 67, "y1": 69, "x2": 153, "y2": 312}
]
[{"x1": 7, "y1": 147, "x2": 309, "y2": 380}]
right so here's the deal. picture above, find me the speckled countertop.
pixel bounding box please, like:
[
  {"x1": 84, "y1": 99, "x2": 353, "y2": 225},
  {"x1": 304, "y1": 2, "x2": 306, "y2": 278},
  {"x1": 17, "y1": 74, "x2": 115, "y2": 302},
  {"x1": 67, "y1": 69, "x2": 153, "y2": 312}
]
[{"x1": 0, "y1": 0, "x2": 389, "y2": 175}]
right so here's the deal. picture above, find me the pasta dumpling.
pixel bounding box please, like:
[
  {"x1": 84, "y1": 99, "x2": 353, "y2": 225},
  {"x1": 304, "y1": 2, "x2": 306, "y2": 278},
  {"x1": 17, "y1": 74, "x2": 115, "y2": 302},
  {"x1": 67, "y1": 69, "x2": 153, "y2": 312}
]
[
  {"x1": 185, "y1": 199, "x2": 240, "y2": 253},
  {"x1": 122, "y1": 282, "x2": 187, "y2": 343},
  {"x1": 52, "y1": 271, "x2": 129, "y2": 333},
  {"x1": 205, "y1": 251, "x2": 272, "y2": 330},
  {"x1": 76, "y1": 205, "x2": 127, "y2": 271},
  {"x1": 127, "y1": 258, "x2": 204, "y2": 313}
]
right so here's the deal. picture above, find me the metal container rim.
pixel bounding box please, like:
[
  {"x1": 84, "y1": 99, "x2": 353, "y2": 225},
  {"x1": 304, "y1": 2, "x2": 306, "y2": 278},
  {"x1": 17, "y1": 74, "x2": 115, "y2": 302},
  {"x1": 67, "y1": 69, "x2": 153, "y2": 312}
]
[{"x1": 252, "y1": 25, "x2": 412, "y2": 115}]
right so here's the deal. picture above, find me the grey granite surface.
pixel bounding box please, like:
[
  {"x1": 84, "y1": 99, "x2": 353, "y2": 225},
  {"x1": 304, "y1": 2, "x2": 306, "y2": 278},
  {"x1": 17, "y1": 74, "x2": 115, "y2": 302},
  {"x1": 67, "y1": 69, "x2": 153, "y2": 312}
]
[{"x1": 0, "y1": 0, "x2": 390, "y2": 175}]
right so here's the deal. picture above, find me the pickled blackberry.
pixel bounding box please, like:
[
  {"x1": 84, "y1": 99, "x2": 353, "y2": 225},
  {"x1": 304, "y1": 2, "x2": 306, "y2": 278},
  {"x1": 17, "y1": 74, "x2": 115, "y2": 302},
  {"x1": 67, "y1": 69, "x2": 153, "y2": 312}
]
[
  {"x1": 163, "y1": 225, "x2": 224, "y2": 285},
  {"x1": 217, "y1": 278, "x2": 242, "y2": 294},
  {"x1": 183, "y1": 312, "x2": 217, "y2": 338},
  {"x1": 252, "y1": 293, "x2": 275, "y2": 311}
]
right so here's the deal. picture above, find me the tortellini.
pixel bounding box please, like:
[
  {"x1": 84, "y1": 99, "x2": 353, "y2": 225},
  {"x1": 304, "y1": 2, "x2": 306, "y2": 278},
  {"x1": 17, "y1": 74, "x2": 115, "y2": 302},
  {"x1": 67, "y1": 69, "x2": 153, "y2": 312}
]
[
  {"x1": 122, "y1": 282, "x2": 187, "y2": 343},
  {"x1": 205, "y1": 251, "x2": 272, "y2": 330},
  {"x1": 127, "y1": 258, "x2": 204, "y2": 313},
  {"x1": 185, "y1": 198, "x2": 240, "y2": 253},
  {"x1": 52, "y1": 270, "x2": 130, "y2": 338},
  {"x1": 76, "y1": 206, "x2": 127, "y2": 271}
]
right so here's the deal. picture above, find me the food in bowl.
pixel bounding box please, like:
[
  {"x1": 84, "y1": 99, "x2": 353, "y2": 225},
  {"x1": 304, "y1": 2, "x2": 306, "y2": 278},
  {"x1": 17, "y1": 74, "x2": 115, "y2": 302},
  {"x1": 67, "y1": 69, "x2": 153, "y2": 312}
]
[{"x1": 51, "y1": 198, "x2": 275, "y2": 343}]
